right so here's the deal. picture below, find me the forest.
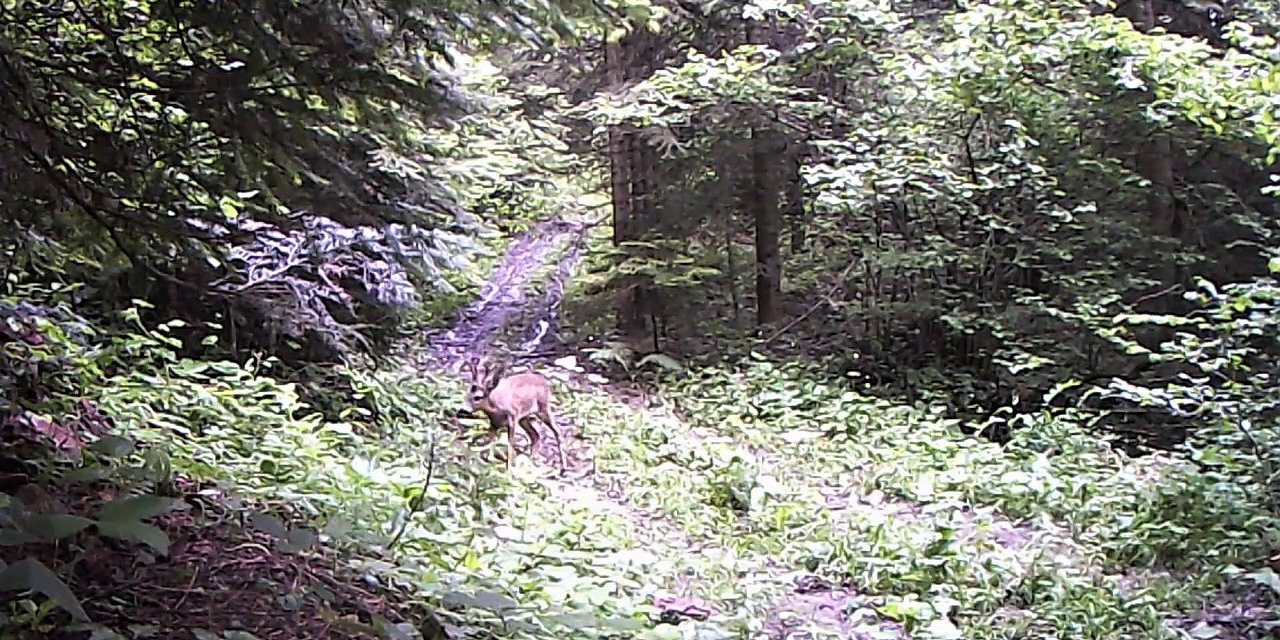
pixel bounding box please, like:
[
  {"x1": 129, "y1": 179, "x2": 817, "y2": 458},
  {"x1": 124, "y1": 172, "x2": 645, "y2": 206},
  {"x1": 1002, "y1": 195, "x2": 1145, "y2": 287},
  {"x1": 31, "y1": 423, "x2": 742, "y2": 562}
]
[{"x1": 1, "y1": 0, "x2": 1278, "y2": 638}]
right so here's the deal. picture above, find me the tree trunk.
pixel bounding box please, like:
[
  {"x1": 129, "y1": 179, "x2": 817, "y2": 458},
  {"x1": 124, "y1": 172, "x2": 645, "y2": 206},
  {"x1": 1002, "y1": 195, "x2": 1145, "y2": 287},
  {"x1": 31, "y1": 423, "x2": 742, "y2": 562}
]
[
  {"x1": 744, "y1": 17, "x2": 783, "y2": 327},
  {"x1": 1118, "y1": 0, "x2": 1181, "y2": 240},
  {"x1": 605, "y1": 34, "x2": 649, "y2": 333},
  {"x1": 751, "y1": 128, "x2": 782, "y2": 326},
  {"x1": 627, "y1": 136, "x2": 659, "y2": 335},
  {"x1": 605, "y1": 37, "x2": 632, "y2": 247}
]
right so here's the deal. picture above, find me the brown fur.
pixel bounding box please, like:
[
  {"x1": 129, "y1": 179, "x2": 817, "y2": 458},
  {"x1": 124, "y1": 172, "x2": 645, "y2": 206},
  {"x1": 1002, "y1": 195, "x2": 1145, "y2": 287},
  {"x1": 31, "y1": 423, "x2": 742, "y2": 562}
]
[{"x1": 464, "y1": 359, "x2": 568, "y2": 474}]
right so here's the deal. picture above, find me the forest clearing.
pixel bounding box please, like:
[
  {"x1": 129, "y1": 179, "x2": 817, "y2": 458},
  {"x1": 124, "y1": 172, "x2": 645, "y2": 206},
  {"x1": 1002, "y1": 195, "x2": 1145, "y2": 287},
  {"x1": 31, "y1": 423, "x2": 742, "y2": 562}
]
[{"x1": 1, "y1": 1, "x2": 1278, "y2": 639}]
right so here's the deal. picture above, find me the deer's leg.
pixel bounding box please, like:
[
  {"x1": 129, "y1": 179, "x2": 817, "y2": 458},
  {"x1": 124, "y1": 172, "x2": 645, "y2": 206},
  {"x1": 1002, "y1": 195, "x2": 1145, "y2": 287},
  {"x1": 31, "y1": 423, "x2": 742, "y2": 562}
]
[
  {"x1": 483, "y1": 412, "x2": 506, "y2": 465},
  {"x1": 504, "y1": 415, "x2": 517, "y2": 470},
  {"x1": 537, "y1": 406, "x2": 568, "y2": 473},
  {"x1": 518, "y1": 414, "x2": 542, "y2": 451},
  {"x1": 501, "y1": 419, "x2": 517, "y2": 471}
]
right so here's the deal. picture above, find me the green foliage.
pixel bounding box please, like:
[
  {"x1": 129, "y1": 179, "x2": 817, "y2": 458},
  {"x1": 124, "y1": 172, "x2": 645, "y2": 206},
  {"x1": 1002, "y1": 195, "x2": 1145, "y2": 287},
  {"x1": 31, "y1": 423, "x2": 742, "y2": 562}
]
[
  {"x1": 647, "y1": 359, "x2": 1277, "y2": 638},
  {"x1": 0, "y1": 0, "x2": 656, "y2": 360},
  {"x1": 0, "y1": 442, "x2": 180, "y2": 628},
  {"x1": 6, "y1": 0, "x2": 1280, "y2": 639},
  {"x1": 1081, "y1": 272, "x2": 1280, "y2": 510},
  {"x1": 559, "y1": 3, "x2": 1280, "y2": 534},
  {"x1": 9, "y1": 302, "x2": 660, "y2": 638},
  {"x1": 6, "y1": 289, "x2": 1279, "y2": 639},
  {"x1": 411, "y1": 50, "x2": 609, "y2": 315},
  {"x1": 430, "y1": 53, "x2": 603, "y2": 226}
]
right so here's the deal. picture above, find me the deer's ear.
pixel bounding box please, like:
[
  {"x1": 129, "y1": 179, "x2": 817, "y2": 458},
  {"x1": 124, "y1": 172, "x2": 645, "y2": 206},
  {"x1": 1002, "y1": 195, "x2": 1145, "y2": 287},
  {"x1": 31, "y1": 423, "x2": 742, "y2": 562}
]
[{"x1": 472, "y1": 357, "x2": 490, "y2": 384}]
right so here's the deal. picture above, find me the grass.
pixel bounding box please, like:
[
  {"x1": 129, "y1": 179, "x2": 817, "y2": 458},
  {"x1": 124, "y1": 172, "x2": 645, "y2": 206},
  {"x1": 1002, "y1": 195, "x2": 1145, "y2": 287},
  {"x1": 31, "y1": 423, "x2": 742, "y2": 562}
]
[{"x1": 5, "y1": 301, "x2": 1278, "y2": 640}]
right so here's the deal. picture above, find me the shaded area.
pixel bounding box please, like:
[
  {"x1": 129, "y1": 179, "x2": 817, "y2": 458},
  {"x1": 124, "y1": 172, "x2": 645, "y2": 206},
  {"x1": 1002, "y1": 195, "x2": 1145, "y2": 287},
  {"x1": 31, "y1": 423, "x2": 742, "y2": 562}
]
[{"x1": 6, "y1": 477, "x2": 421, "y2": 640}]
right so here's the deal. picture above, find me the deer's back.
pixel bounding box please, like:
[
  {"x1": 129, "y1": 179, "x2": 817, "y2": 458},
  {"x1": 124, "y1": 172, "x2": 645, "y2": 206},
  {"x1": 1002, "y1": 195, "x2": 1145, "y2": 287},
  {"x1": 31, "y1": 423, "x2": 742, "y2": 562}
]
[{"x1": 487, "y1": 372, "x2": 551, "y2": 416}]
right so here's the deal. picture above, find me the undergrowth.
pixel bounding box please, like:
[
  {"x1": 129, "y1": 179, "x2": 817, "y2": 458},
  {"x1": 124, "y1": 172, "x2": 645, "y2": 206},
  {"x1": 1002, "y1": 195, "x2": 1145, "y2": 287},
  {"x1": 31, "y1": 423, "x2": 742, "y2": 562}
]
[
  {"x1": 652, "y1": 359, "x2": 1279, "y2": 637},
  {"x1": 4, "y1": 297, "x2": 1278, "y2": 640}
]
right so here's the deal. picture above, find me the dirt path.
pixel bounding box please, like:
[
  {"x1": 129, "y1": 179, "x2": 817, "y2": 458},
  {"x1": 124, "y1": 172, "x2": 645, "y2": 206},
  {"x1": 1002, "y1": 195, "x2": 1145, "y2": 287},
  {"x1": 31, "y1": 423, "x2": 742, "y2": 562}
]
[
  {"x1": 419, "y1": 216, "x2": 590, "y2": 373},
  {"x1": 413, "y1": 213, "x2": 703, "y2": 551},
  {"x1": 413, "y1": 215, "x2": 901, "y2": 639}
]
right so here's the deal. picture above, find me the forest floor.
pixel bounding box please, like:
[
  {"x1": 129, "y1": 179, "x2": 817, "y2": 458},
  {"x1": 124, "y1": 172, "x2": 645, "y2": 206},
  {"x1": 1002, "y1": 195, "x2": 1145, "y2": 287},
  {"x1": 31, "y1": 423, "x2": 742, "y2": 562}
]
[
  {"x1": 13, "y1": 215, "x2": 1277, "y2": 640},
  {"x1": 398, "y1": 217, "x2": 1277, "y2": 639},
  {"x1": 412, "y1": 217, "x2": 911, "y2": 639},
  {"x1": 402, "y1": 217, "x2": 896, "y2": 638}
]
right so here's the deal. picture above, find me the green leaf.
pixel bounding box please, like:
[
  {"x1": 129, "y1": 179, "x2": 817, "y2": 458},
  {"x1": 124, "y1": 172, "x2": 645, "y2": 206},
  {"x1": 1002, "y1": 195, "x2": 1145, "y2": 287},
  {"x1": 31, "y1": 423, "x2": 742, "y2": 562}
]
[
  {"x1": 75, "y1": 625, "x2": 125, "y2": 640},
  {"x1": 637, "y1": 353, "x2": 683, "y2": 371},
  {"x1": 472, "y1": 590, "x2": 518, "y2": 612},
  {"x1": 0, "y1": 529, "x2": 36, "y2": 546},
  {"x1": 219, "y1": 196, "x2": 240, "y2": 219},
  {"x1": 370, "y1": 615, "x2": 415, "y2": 640},
  {"x1": 649, "y1": 624, "x2": 682, "y2": 640},
  {"x1": 0, "y1": 557, "x2": 89, "y2": 621},
  {"x1": 441, "y1": 591, "x2": 476, "y2": 608},
  {"x1": 96, "y1": 520, "x2": 170, "y2": 555},
  {"x1": 97, "y1": 495, "x2": 178, "y2": 522},
  {"x1": 1244, "y1": 568, "x2": 1280, "y2": 596},
  {"x1": 602, "y1": 616, "x2": 647, "y2": 631},
  {"x1": 89, "y1": 435, "x2": 135, "y2": 458},
  {"x1": 546, "y1": 613, "x2": 598, "y2": 628},
  {"x1": 926, "y1": 618, "x2": 963, "y2": 640},
  {"x1": 61, "y1": 466, "x2": 111, "y2": 484},
  {"x1": 25, "y1": 514, "x2": 95, "y2": 541},
  {"x1": 1188, "y1": 622, "x2": 1222, "y2": 639},
  {"x1": 321, "y1": 517, "x2": 351, "y2": 539}
]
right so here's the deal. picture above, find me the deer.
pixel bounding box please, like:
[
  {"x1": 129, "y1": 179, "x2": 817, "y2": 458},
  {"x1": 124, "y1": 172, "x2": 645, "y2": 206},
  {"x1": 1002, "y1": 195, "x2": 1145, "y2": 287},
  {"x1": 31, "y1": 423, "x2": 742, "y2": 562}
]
[{"x1": 463, "y1": 357, "x2": 568, "y2": 474}]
